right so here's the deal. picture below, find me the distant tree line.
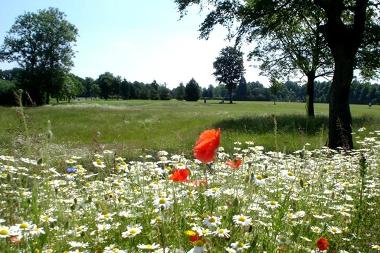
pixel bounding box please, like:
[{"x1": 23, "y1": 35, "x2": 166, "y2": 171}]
[
  {"x1": 1, "y1": 67, "x2": 379, "y2": 105},
  {"x1": 196, "y1": 78, "x2": 380, "y2": 105},
  {"x1": 0, "y1": 68, "x2": 200, "y2": 104}
]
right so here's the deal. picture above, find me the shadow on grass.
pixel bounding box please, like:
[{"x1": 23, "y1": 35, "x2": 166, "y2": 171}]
[{"x1": 213, "y1": 114, "x2": 375, "y2": 135}]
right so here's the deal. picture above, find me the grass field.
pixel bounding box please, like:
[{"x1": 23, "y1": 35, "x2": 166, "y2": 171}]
[{"x1": 0, "y1": 99, "x2": 379, "y2": 158}]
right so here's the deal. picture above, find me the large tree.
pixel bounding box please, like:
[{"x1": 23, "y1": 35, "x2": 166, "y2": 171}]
[
  {"x1": 213, "y1": 46, "x2": 245, "y2": 103},
  {"x1": 97, "y1": 72, "x2": 115, "y2": 100},
  {"x1": 0, "y1": 7, "x2": 78, "y2": 105},
  {"x1": 315, "y1": 0, "x2": 379, "y2": 149},
  {"x1": 185, "y1": 78, "x2": 201, "y2": 101},
  {"x1": 249, "y1": 4, "x2": 333, "y2": 117},
  {"x1": 269, "y1": 78, "x2": 283, "y2": 105},
  {"x1": 175, "y1": 0, "x2": 380, "y2": 149},
  {"x1": 174, "y1": 83, "x2": 186, "y2": 100}
]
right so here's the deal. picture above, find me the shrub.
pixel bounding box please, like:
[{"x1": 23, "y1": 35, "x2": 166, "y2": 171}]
[{"x1": 0, "y1": 79, "x2": 17, "y2": 105}]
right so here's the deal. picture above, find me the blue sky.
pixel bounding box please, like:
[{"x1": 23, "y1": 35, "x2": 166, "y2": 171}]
[{"x1": 0, "y1": 0, "x2": 268, "y2": 88}]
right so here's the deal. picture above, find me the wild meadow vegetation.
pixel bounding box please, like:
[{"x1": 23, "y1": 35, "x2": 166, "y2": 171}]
[
  {"x1": 1, "y1": 100, "x2": 379, "y2": 159},
  {"x1": 0, "y1": 100, "x2": 380, "y2": 252},
  {"x1": 1, "y1": 0, "x2": 380, "y2": 251}
]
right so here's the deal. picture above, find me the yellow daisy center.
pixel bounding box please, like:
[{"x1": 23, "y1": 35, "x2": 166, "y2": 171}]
[
  {"x1": 0, "y1": 229, "x2": 9, "y2": 235},
  {"x1": 20, "y1": 223, "x2": 29, "y2": 229}
]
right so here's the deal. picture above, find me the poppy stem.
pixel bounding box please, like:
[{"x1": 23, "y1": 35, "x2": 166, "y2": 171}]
[{"x1": 203, "y1": 165, "x2": 208, "y2": 189}]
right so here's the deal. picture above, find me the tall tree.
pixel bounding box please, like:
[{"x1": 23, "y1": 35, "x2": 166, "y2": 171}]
[
  {"x1": 97, "y1": 72, "x2": 114, "y2": 100},
  {"x1": 120, "y1": 79, "x2": 132, "y2": 100},
  {"x1": 250, "y1": 5, "x2": 333, "y2": 117},
  {"x1": 175, "y1": 82, "x2": 185, "y2": 100},
  {"x1": 149, "y1": 80, "x2": 160, "y2": 100},
  {"x1": 213, "y1": 46, "x2": 245, "y2": 104},
  {"x1": 158, "y1": 84, "x2": 171, "y2": 100},
  {"x1": 82, "y1": 77, "x2": 98, "y2": 98},
  {"x1": 206, "y1": 84, "x2": 215, "y2": 98},
  {"x1": 175, "y1": 0, "x2": 380, "y2": 149},
  {"x1": 185, "y1": 78, "x2": 200, "y2": 101},
  {"x1": 237, "y1": 76, "x2": 248, "y2": 100},
  {"x1": 314, "y1": 0, "x2": 379, "y2": 149},
  {"x1": 0, "y1": 7, "x2": 78, "y2": 105},
  {"x1": 269, "y1": 78, "x2": 283, "y2": 105}
]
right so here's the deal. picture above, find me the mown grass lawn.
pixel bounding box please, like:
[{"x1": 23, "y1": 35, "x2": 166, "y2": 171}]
[{"x1": 0, "y1": 99, "x2": 379, "y2": 158}]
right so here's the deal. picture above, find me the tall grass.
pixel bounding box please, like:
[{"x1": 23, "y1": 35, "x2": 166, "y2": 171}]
[{"x1": 0, "y1": 100, "x2": 379, "y2": 159}]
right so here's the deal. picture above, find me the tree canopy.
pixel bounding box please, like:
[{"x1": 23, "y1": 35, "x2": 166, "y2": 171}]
[
  {"x1": 175, "y1": 0, "x2": 380, "y2": 149},
  {"x1": 213, "y1": 46, "x2": 245, "y2": 103},
  {"x1": 0, "y1": 7, "x2": 78, "y2": 105},
  {"x1": 185, "y1": 78, "x2": 201, "y2": 101}
]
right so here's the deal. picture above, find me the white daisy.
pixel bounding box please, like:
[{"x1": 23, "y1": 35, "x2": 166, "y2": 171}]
[
  {"x1": 281, "y1": 170, "x2": 296, "y2": 181},
  {"x1": 233, "y1": 214, "x2": 252, "y2": 226},
  {"x1": 121, "y1": 224, "x2": 142, "y2": 238},
  {"x1": 253, "y1": 174, "x2": 266, "y2": 185},
  {"x1": 265, "y1": 200, "x2": 280, "y2": 209},
  {"x1": 327, "y1": 225, "x2": 342, "y2": 234},
  {"x1": 29, "y1": 225, "x2": 45, "y2": 237},
  {"x1": 203, "y1": 215, "x2": 222, "y2": 227},
  {"x1": 230, "y1": 241, "x2": 250, "y2": 252},
  {"x1": 93, "y1": 159, "x2": 106, "y2": 169},
  {"x1": 153, "y1": 196, "x2": 172, "y2": 210},
  {"x1": 0, "y1": 226, "x2": 10, "y2": 238},
  {"x1": 137, "y1": 243, "x2": 160, "y2": 250},
  {"x1": 213, "y1": 227, "x2": 230, "y2": 238},
  {"x1": 104, "y1": 244, "x2": 127, "y2": 253}
]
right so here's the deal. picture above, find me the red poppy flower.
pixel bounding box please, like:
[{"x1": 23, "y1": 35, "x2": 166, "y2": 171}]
[
  {"x1": 193, "y1": 128, "x2": 221, "y2": 163},
  {"x1": 170, "y1": 169, "x2": 190, "y2": 182},
  {"x1": 226, "y1": 159, "x2": 242, "y2": 170},
  {"x1": 316, "y1": 237, "x2": 329, "y2": 251}
]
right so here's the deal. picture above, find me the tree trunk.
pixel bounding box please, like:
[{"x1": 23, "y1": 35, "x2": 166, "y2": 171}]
[
  {"x1": 328, "y1": 51, "x2": 354, "y2": 150},
  {"x1": 316, "y1": 0, "x2": 368, "y2": 150},
  {"x1": 229, "y1": 88, "x2": 233, "y2": 104},
  {"x1": 306, "y1": 71, "x2": 315, "y2": 117}
]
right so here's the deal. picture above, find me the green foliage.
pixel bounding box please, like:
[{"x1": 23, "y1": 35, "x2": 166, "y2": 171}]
[
  {"x1": 185, "y1": 78, "x2": 200, "y2": 101},
  {"x1": 236, "y1": 76, "x2": 247, "y2": 100},
  {"x1": 97, "y1": 72, "x2": 114, "y2": 100},
  {"x1": 120, "y1": 79, "x2": 132, "y2": 99},
  {"x1": 149, "y1": 80, "x2": 160, "y2": 100},
  {"x1": 269, "y1": 78, "x2": 284, "y2": 104},
  {"x1": 174, "y1": 83, "x2": 185, "y2": 100},
  {"x1": 158, "y1": 85, "x2": 172, "y2": 100},
  {"x1": 206, "y1": 84, "x2": 214, "y2": 98},
  {"x1": 82, "y1": 77, "x2": 99, "y2": 98},
  {"x1": 175, "y1": 0, "x2": 380, "y2": 148},
  {"x1": 213, "y1": 46, "x2": 245, "y2": 103},
  {"x1": 0, "y1": 79, "x2": 16, "y2": 105},
  {"x1": 58, "y1": 74, "x2": 83, "y2": 102},
  {"x1": 0, "y1": 7, "x2": 78, "y2": 105}
]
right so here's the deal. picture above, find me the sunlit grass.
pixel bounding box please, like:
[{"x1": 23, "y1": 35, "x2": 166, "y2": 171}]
[{"x1": 0, "y1": 100, "x2": 379, "y2": 158}]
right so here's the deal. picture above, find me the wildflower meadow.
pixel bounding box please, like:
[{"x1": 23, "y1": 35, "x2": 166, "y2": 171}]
[{"x1": 0, "y1": 125, "x2": 379, "y2": 253}]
